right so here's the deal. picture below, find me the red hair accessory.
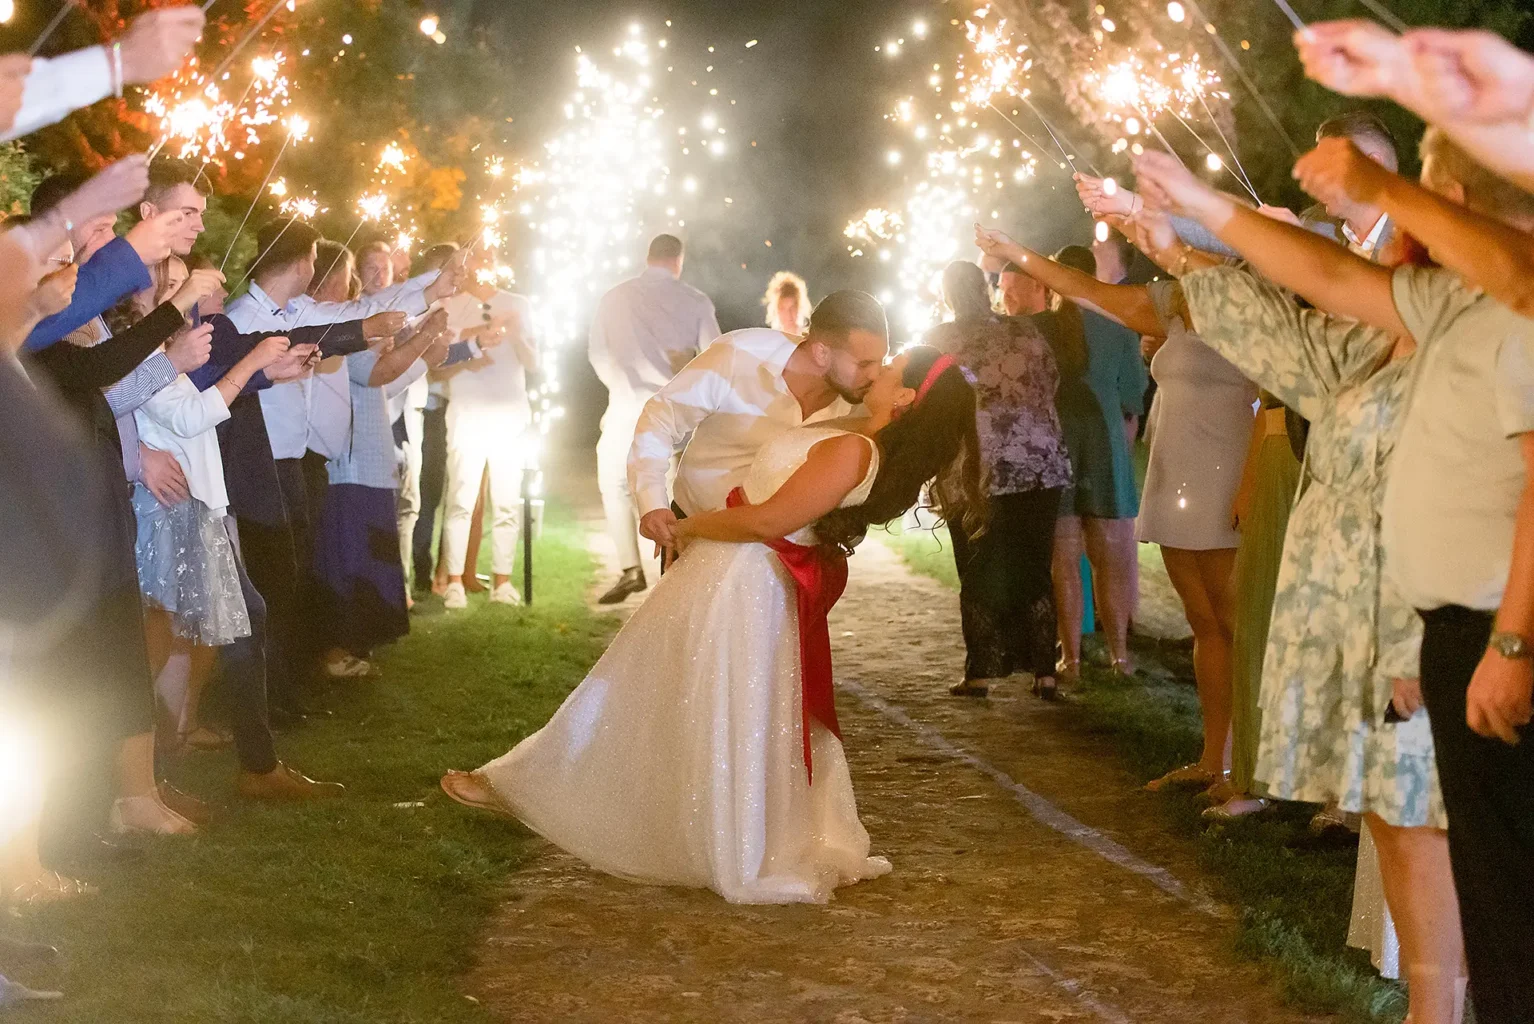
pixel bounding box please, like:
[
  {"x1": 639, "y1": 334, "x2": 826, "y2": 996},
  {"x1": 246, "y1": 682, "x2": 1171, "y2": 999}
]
[{"x1": 915, "y1": 353, "x2": 958, "y2": 405}]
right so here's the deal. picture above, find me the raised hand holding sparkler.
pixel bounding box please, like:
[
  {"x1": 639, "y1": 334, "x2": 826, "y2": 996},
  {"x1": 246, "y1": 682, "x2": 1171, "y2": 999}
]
[
  {"x1": 1133, "y1": 150, "x2": 1234, "y2": 227},
  {"x1": 1400, "y1": 28, "x2": 1534, "y2": 123},
  {"x1": 123, "y1": 209, "x2": 188, "y2": 266},
  {"x1": 1292, "y1": 137, "x2": 1393, "y2": 212},
  {"x1": 1294, "y1": 20, "x2": 1412, "y2": 100}
]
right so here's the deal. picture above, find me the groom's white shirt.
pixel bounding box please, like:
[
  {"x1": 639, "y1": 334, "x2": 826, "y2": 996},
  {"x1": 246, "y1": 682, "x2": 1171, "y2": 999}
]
[{"x1": 628, "y1": 328, "x2": 853, "y2": 518}]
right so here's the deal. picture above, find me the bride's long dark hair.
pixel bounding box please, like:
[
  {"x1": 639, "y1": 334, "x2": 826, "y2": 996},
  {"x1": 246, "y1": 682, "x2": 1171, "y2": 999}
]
[{"x1": 817, "y1": 345, "x2": 986, "y2": 553}]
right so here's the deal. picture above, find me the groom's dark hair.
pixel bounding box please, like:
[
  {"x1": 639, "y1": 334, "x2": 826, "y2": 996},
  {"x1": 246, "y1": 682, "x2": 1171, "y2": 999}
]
[{"x1": 807, "y1": 289, "x2": 887, "y2": 347}]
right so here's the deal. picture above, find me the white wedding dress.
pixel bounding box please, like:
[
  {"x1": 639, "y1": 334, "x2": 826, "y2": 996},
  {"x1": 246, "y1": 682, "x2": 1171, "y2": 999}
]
[{"x1": 476, "y1": 425, "x2": 892, "y2": 904}]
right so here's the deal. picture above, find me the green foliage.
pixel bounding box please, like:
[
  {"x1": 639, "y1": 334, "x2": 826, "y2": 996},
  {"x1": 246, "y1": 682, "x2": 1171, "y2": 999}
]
[
  {"x1": 8, "y1": 502, "x2": 615, "y2": 1023},
  {"x1": 0, "y1": 142, "x2": 43, "y2": 217},
  {"x1": 196, "y1": 195, "x2": 261, "y2": 292}
]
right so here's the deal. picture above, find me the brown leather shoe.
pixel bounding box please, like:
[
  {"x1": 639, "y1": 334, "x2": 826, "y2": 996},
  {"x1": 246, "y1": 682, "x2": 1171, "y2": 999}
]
[
  {"x1": 158, "y1": 781, "x2": 214, "y2": 826},
  {"x1": 237, "y1": 762, "x2": 345, "y2": 802}
]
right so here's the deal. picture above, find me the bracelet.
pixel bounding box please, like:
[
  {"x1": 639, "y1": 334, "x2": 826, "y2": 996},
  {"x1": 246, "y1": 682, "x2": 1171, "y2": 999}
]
[
  {"x1": 110, "y1": 43, "x2": 123, "y2": 99},
  {"x1": 1171, "y1": 243, "x2": 1196, "y2": 278}
]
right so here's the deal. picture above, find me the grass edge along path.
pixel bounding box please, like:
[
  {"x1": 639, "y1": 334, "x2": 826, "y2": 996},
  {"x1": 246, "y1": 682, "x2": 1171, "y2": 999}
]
[
  {"x1": 877, "y1": 524, "x2": 1408, "y2": 1024},
  {"x1": 9, "y1": 501, "x2": 615, "y2": 1024}
]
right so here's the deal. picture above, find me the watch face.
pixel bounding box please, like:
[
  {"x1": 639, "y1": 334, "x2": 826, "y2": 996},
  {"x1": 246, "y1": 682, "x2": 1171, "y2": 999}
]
[{"x1": 1493, "y1": 633, "x2": 1530, "y2": 658}]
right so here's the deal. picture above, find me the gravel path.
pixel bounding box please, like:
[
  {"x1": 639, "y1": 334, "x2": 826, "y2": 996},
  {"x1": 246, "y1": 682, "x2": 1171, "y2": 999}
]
[{"x1": 466, "y1": 495, "x2": 1315, "y2": 1023}]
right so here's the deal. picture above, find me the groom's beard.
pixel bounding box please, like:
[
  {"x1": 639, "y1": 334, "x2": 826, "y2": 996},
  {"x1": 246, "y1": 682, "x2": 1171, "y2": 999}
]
[{"x1": 826, "y1": 377, "x2": 871, "y2": 406}]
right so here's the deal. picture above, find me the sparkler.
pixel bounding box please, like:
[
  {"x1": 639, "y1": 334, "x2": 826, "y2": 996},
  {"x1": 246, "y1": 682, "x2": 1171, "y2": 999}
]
[
  {"x1": 207, "y1": 0, "x2": 298, "y2": 84},
  {"x1": 28, "y1": 0, "x2": 76, "y2": 56},
  {"x1": 219, "y1": 113, "x2": 309, "y2": 270}
]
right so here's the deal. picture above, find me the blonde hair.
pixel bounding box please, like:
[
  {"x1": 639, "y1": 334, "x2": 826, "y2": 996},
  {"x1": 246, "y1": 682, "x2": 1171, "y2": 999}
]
[
  {"x1": 762, "y1": 271, "x2": 810, "y2": 331},
  {"x1": 1421, "y1": 127, "x2": 1534, "y2": 228}
]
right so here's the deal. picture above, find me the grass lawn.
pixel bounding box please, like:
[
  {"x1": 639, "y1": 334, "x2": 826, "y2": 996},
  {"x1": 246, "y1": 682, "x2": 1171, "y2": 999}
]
[
  {"x1": 880, "y1": 525, "x2": 1408, "y2": 1024},
  {"x1": 7, "y1": 502, "x2": 614, "y2": 1023}
]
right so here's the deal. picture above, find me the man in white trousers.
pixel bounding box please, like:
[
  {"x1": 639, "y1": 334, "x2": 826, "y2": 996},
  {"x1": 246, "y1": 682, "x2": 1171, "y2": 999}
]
[
  {"x1": 439, "y1": 249, "x2": 539, "y2": 609},
  {"x1": 588, "y1": 234, "x2": 720, "y2": 603}
]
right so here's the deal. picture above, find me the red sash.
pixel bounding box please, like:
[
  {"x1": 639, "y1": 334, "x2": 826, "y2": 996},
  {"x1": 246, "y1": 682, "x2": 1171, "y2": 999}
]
[{"x1": 726, "y1": 486, "x2": 847, "y2": 784}]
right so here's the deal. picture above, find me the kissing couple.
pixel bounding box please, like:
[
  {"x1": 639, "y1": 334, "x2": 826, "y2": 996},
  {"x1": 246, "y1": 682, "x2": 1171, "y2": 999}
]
[{"x1": 443, "y1": 290, "x2": 984, "y2": 904}]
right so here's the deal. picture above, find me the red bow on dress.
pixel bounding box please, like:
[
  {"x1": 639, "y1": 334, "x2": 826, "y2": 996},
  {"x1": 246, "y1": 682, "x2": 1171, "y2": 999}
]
[{"x1": 727, "y1": 486, "x2": 847, "y2": 784}]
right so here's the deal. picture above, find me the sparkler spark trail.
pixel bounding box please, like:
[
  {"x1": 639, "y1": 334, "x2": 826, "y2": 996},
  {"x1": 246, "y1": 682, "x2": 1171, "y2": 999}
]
[
  {"x1": 503, "y1": 23, "x2": 743, "y2": 438},
  {"x1": 219, "y1": 114, "x2": 309, "y2": 270}
]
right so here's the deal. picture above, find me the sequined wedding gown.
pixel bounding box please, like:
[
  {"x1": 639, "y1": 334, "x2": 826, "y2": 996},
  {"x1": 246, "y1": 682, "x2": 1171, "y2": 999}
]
[{"x1": 475, "y1": 425, "x2": 892, "y2": 904}]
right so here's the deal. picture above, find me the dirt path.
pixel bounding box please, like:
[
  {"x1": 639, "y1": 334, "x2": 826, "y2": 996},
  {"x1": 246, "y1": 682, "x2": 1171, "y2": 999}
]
[{"x1": 467, "y1": 496, "x2": 1318, "y2": 1023}]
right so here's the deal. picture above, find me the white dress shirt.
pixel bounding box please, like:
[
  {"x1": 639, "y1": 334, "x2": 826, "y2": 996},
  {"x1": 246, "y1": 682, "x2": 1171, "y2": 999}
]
[
  {"x1": 227, "y1": 276, "x2": 434, "y2": 460},
  {"x1": 627, "y1": 328, "x2": 854, "y2": 517},
  {"x1": 588, "y1": 266, "x2": 722, "y2": 407},
  {"x1": 442, "y1": 290, "x2": 535, "y2": 426},
  {"x1": 6, "y1": 48, "x2": 112, "y2": 143},
  {"x1": 134, "y1": 375, "x2": 233, "y2": 511}
]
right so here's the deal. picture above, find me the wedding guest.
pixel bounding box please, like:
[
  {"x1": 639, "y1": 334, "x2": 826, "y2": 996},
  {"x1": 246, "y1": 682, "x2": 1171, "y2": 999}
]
[
  {"x1": 313, "y1": 309, "x2": 453, "y2": 662},
  {"x1": 1130, "y1": 128, "x2": 1533, "y2": 1024},
  {"x1": 928, "y1": 261, "x2": 1071, "y2": 699},
  {"x1": 997, "y1": 260, "x2": 1047, "y2": 316},
  {"x1": 1252, "y1": 127, "x2": 1534, "y2": 1024},
  {"x1": 1047, "y1": 245, "x2": 1147, "y2": 679},
  {"x1": 413, "y1": 244, "x2": 462, "y2": 594},
  {"x1": 976, "y1": 228, "x2": 1255, "y2": 792},
  {"x1": 763, "y1": 270, "x2": 810, "y2": 333},
  {"x1": 439, "y1": 247, "x2": 540, "y2": 609},
  {"x1": 588, "y1": 234, "x2": 721, "y2": 603},
  {"x1": 228, "y1": 219, "x2": 455, "y2": 678},
  {"x1": 118, "y1": 258, "x2": 339, "y2": 808}
]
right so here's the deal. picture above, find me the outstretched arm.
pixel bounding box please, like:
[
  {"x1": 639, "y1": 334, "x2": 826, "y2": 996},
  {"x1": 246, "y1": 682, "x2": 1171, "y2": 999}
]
[
  {"x1": 974, "y1": 226, "x2": 1162, "y2": 336},
  {"x1": 1132, "y1": 151, "x2": 1406, "y2": 339},
  {"x1": 1295, "y1": 136, "x2": 1534, "y2": 318},
  {"x1": 674, "y1": 434, "x2": 874, "y2": 546},
  {"x1": 1297, "y1": 21, "x2": 1534, "y2": 193}
]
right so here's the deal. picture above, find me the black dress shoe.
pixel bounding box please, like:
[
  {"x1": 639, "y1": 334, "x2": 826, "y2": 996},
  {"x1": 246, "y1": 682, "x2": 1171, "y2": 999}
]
[{"x1": 598, "y1": 567, "x2": 648, "y2": 605}]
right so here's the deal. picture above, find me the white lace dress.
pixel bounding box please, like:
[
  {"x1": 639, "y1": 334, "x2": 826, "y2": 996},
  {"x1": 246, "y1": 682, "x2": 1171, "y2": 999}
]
[{"x1": 476, "y1": 425, "x2": 892, "y2": 904}]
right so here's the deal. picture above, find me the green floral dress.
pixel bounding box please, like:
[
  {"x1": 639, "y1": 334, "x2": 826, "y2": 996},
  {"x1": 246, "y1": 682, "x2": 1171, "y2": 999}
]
[{"x1": 1183, "y1": 267, "x2": 1445, "y2": 829}]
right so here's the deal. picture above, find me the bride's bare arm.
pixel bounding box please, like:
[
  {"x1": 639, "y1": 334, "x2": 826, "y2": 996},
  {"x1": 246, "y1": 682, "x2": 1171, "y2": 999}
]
[{"x1": 675, "y1": 435, "x2": 874, "y2": 546}]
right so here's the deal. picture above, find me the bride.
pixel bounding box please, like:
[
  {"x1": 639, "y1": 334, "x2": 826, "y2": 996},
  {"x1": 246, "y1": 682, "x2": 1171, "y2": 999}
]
[{"x1": 441, "y1": 345, "x2": 983, "y2": 904}]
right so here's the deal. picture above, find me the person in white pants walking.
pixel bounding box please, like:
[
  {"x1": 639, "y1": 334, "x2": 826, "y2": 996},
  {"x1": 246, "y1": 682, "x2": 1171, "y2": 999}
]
[
  {"x1": 439, "y1": 251, "x2": 538, "y2": 610},
  {"x1": 588, "y1": 234, "x2": 721, "y2": 604}
]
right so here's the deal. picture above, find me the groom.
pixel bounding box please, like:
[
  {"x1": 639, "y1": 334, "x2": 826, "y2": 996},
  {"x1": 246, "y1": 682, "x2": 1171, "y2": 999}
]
[{"x1": 630, "y1": 289, "x2": 889, "y2": 562}]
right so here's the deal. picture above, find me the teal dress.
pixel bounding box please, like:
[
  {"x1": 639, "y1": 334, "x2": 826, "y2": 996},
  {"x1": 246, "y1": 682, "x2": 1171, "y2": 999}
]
[{"x1": 1055, "y1": 306, "x2": 1153, "y2": 515}]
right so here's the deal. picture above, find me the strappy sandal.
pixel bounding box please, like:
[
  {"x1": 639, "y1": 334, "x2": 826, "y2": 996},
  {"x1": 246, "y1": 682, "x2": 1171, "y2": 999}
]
[
  {"x1": 1109, "y1": 658, "x2": 1137, "y2": 678},
  {"x1": 1031, "y1": 676, "x2": 1059, "y2": 701},
  {"x1": 1202, "y1": 796, "x2": 1271, "y2": 820},
  {"x1": 1145, "y1": 764, "x2": 1226, "y2": 793},
  {"x1": 1055, "y1": 658, "x2": 1081, "y2": 684},
  {"x1": 440, "y1": 771, "x2": 515, "y2": 818},
  {"x1": 948, "y1": 679, "x2": 990, "y2": 698}
]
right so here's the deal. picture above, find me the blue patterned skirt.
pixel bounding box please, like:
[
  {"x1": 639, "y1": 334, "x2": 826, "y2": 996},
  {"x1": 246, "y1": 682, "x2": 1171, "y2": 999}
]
[
  {"x1": 133, "y1": 487, "x2": 251, "y2": 646},
  {"x1": 313, "y1": 483, "x2": 409, "y2": 656}
]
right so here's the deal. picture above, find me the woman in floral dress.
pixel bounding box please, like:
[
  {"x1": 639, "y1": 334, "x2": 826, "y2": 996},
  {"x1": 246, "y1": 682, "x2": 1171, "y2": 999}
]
[
  {"x1": 1179, "y1": 264, "x2": 1459, "y2": 1024},
  {"x1": 926, "y1": 261, "x2": 1073, "y2": 699}
]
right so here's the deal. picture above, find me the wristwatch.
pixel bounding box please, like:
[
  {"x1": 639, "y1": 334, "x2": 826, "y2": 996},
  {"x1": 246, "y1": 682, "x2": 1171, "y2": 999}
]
[{"x1": 1488, "y1": 631, "x2": 1532, "y2": 660}]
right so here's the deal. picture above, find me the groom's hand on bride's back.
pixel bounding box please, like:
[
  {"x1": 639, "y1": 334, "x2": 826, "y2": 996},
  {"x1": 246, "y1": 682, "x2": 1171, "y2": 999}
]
[{"x1": 639, "y1": 508, "x2": 680, "y2": 557}]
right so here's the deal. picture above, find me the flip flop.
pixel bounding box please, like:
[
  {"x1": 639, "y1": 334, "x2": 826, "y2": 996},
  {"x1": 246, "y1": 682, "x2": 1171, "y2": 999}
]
[{"x1": 439, "y1": 771, "x2": 514, "y2": 818}]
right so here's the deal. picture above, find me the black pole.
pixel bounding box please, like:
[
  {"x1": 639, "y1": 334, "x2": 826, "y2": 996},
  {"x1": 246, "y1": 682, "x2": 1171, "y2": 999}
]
[{"x1": 521, "y1": 466, "x2": 533, "y2": 606}]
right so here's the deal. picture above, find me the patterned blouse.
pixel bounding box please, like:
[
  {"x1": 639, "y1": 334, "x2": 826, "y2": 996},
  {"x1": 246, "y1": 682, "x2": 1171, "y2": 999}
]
[{"x1": 925, "y1": 314, "x2": 1073, "y2": 495}]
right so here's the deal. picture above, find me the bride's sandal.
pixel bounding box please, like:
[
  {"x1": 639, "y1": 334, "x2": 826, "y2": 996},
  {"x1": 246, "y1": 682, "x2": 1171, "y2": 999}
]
[{"x1": 440, "y1": 771, "x2": 514, "y2": 818}]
